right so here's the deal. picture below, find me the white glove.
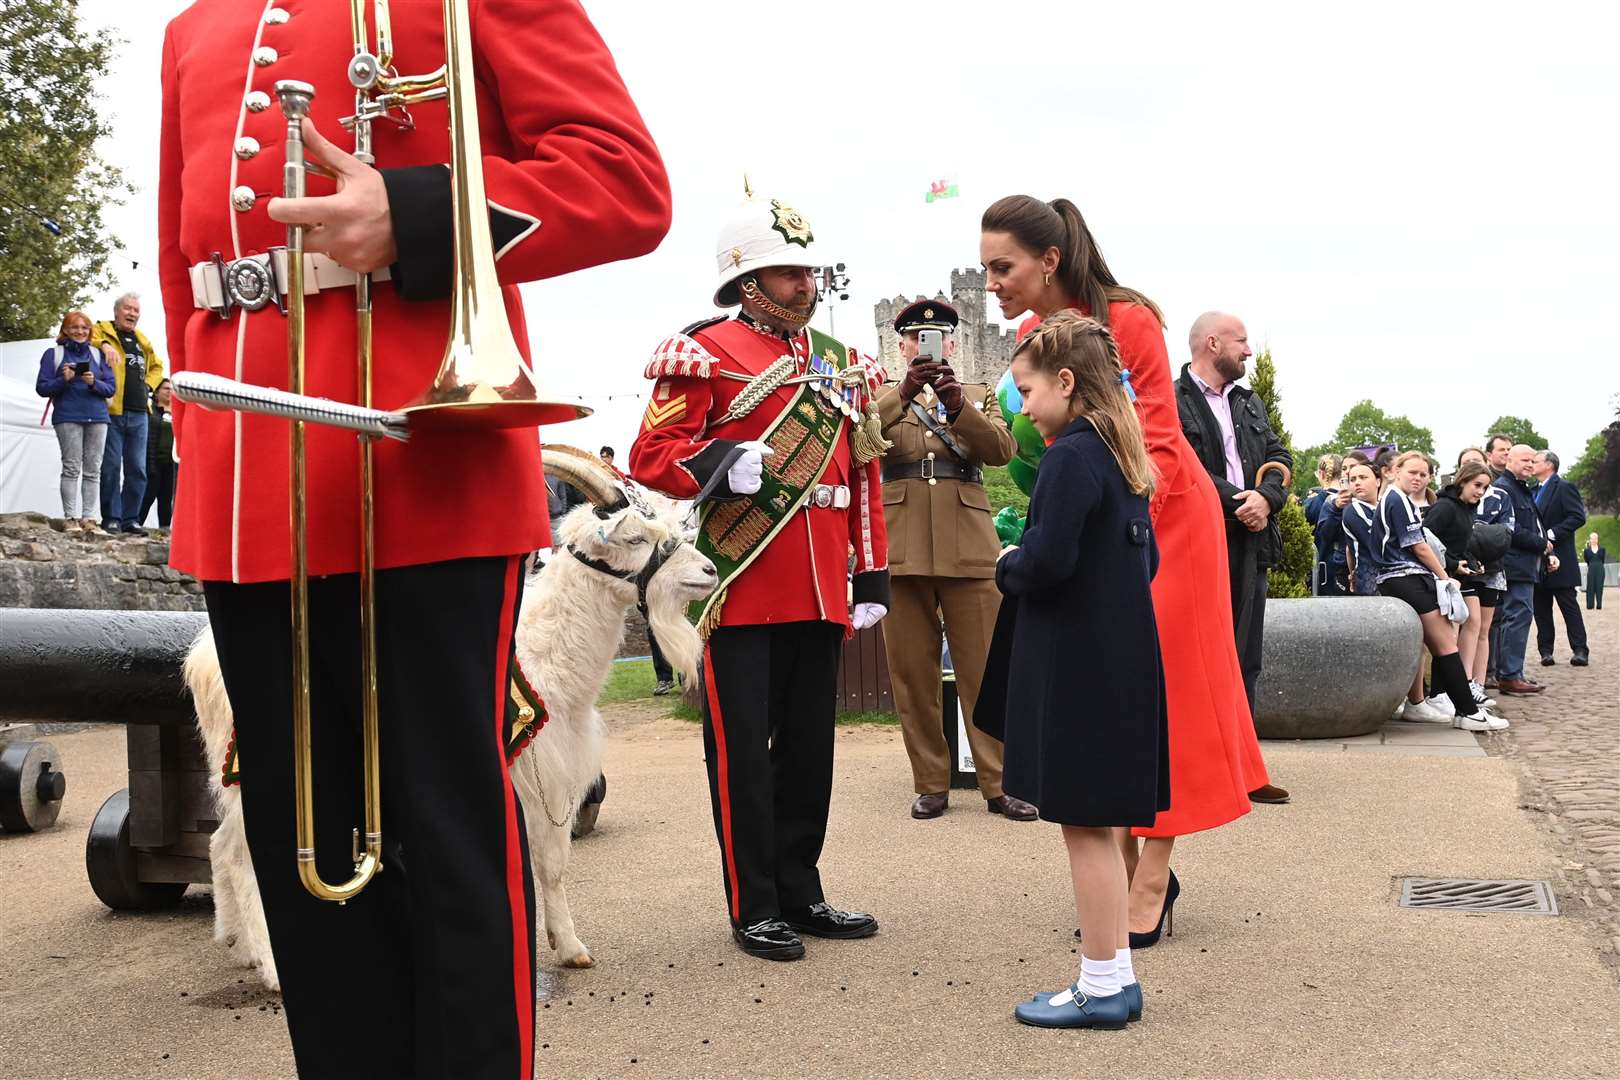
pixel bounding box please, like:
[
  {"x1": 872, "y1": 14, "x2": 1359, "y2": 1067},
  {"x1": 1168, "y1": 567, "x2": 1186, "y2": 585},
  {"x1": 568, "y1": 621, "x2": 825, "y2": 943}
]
[
  {"x1": 851, "y1": 603, "x2": 888, "y2": 630},
  {"x1": 726, "y1": 440, "x2": 773, "y2": 496}
]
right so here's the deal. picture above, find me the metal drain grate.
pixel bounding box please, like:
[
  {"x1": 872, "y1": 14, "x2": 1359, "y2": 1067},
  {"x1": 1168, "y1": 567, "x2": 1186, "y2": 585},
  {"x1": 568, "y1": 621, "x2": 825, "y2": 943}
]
[{"x1": 1398, "y1": 878, "x2": 1557, "y2": 914}]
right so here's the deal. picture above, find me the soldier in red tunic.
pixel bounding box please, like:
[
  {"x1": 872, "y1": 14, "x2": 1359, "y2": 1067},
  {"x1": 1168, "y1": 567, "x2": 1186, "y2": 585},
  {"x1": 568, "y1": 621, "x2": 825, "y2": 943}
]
[
  {"x1": 157, "y1": 2, "x2": 669, "y2": 1075},
  {"x1": 630, "y1": 195, "x2": 890, "y2": 960}
]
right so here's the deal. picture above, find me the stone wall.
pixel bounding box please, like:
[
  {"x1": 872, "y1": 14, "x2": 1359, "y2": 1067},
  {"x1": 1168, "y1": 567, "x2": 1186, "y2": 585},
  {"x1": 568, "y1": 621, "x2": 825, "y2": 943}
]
[
  {"x1": 872, "y1": 268, "x2": 1019, "y2": 386},
  {"x1": 0, "y1": 513, "x2": 204, "y2": 612},
  {"x1": 0, "y1": 512, "x2": 656, "y2": 658}
]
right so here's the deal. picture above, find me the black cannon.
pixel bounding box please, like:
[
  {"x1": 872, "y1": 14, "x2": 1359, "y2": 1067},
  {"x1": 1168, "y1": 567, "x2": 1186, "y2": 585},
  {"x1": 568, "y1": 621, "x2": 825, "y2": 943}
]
[
  {"x1": 0, "y1": 608, "x2": 212, "y2": 910},
  {"x1": 0, "y1": 607, "x2": 609, "y2": 910}
]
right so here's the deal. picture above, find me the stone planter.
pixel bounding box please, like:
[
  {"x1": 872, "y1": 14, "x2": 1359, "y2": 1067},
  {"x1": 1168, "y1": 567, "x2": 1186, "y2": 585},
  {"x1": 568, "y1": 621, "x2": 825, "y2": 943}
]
[{"x1": 1253, "y1": 596, "x2": 1422, "y2": 739}]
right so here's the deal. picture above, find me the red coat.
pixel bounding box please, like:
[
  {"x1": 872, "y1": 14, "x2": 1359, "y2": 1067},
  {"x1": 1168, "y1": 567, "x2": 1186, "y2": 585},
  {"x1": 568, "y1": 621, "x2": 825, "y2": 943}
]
[
  {"x1": 628, "y1": 318, "x2": 888, "y2": 632},
  {"x1": 1021, "y1": 303, "x2": 1268, "y2": 837},
  {"x1": 158, "y1": 0, "x2": 671, "y2": 583}
]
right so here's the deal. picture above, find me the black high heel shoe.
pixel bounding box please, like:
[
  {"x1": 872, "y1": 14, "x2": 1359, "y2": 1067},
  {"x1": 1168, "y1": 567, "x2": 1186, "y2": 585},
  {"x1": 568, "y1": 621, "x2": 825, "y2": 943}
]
[
  {"x1": 1129, "y1": 869, "x2": 1179, "y2": 949},
  {"x1": 1072, "y1": 869, "x2": 1180, "y2": 946}
]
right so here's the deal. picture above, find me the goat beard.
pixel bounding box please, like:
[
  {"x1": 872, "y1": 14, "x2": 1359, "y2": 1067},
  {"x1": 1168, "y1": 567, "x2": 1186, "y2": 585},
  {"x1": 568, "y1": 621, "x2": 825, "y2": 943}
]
[{"x1": 646, "y1": 598, "x2": 703, "y2": 688}]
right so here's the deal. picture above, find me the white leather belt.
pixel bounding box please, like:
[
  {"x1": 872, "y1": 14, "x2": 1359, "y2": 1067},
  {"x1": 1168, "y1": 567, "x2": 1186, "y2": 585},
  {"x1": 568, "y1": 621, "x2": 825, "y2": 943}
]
[
  {"x1": 189, "y1": 249, "x2": 390, "y2": 317},
  {"x1": 808, "y1": 484, "x2": 851, "y2": 510}
]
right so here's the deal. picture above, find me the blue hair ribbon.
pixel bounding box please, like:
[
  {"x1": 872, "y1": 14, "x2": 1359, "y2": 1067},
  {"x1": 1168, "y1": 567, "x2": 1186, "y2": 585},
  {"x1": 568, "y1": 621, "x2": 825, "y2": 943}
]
[{"x1": 1119, "y1": 369, "x2": 1137, "y2": 403}]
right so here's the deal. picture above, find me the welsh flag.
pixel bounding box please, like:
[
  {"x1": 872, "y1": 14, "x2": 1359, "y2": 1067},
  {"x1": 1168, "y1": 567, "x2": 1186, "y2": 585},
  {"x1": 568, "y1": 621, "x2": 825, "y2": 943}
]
[{"x1": 925, "y1": 179, "x2": 959, "y2": 203}]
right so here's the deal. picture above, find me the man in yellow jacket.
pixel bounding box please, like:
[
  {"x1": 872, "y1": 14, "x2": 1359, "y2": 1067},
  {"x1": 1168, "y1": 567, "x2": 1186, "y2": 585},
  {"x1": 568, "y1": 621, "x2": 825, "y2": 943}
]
[{"x1": 91, "y1": 292, "x2": 165, "y2": 534}]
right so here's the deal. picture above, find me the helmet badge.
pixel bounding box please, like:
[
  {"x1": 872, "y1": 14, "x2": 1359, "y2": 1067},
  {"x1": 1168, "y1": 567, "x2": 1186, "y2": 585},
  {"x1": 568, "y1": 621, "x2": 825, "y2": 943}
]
[
  {"x1": 769, "y1": 200, "x2": 813, "y2": 247},
  {"x1": 729, "y1": 247, "x2": 744, "y2": 268}
]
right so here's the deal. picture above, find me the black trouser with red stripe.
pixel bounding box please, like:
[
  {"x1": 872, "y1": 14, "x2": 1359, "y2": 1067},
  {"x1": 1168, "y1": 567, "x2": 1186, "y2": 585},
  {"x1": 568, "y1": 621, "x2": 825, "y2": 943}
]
[
  {"x1": 701, "y1": 620, "x2": 842, "y2": 928},
  {"x1": 205, "y1": 556, "x2": 535, "y2": 1080}
]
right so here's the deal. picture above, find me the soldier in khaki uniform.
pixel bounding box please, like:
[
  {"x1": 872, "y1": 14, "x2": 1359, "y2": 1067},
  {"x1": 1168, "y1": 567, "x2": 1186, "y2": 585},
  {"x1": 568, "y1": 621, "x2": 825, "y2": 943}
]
[{"x1": 876, "y1": 300, "x2": 1036, "y2": 821}]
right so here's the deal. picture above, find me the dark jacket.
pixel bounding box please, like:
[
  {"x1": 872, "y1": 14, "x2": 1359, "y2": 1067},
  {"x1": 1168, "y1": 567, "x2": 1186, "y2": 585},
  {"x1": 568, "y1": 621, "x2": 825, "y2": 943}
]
[
  {"x1": 1175, "y1": 365, "x2": 1292, "y2": 567},
  {"x1": 35, "y1": 342, "x2": 115, "y2": 424},
  {"x1": 1533, "y1": 474, "x2": 1586, "y2": 590},
  {"x1": 1423, "y1": 489, "x2": 1479, "y2": 580},
  {"x1": 1584, "y1": 546, "x2": 1607, "y2": 591},
  {"x1": 147, "y1": 405, "x2": 175, "y2": 477},
  {"x1": 1491, "y1": 472, "x2": 1545, "y2": 585},
  {"x1": 975, "y1": 416, "x2": 1169, "y2": 828}
]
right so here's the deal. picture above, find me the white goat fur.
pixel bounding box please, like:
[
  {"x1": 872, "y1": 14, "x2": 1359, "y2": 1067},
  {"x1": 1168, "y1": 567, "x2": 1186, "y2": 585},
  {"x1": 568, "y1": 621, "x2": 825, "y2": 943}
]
[{"x1": 186, "y1": 496, "x2": 712, "y2": 990}]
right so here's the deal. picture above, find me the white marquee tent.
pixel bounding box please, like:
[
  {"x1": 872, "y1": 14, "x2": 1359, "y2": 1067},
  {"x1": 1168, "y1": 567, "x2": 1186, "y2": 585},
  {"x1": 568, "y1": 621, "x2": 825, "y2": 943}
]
[{"x1": 1, "y1": 338, "x2": 66, "y2": 517}]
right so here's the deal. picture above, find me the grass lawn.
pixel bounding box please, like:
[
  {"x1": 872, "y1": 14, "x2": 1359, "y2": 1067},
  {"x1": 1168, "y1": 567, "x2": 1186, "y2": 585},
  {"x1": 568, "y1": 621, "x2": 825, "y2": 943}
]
[{"x1": 600, "y1": 658, "x2": 897, "y2": 725}]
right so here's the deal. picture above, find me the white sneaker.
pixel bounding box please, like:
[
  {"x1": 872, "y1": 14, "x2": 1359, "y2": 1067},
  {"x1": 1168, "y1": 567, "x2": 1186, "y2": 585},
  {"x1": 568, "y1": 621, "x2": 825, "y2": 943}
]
[
  {"x1": 1424, "y1": 694, "x2": 1456, "y2": 717},
  {"x1": 1391, "y1": 701, "x2": 1407, "y2": 720},
  {"x1": 1469, "y1": 682, "x2": 1497, "y2": 708},
  {"x1": 1400, "y1": 699, "x2": 1451, "y2": 724},
  {"x1": 1453, "y1": 712, "x2": 1495, "y2": 732}
]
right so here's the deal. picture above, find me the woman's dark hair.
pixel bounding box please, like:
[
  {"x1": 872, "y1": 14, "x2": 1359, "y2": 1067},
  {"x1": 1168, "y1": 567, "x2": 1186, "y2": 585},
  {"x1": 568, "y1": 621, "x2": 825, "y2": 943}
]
[
  {"x1": 1449, "y1": 462, "x2": 1491, "y2": 492},
  {"x1": 1373, "y1": 448, "x2": 1398, "y2": 475},
  {"x1": 1456, "y1": 446, "x2": 1486, "y2": 469},
  {"x1": 981, "y1": 195, "x2": 1163, "y2": 328},
  {"x1": 1343, "y1": 450, "x2": 1371, "y2": 466}
]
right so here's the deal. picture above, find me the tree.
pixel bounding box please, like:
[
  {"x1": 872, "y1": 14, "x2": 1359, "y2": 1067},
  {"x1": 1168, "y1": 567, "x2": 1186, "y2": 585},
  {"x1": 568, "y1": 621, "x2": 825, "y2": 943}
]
[
  {"x1": 1484, "y1": 415, "x2": 1548, "y2": 451},
  {"x1": 1246, "y1": 347, "x2": 1314, "y2": 597},
  {"x1": 1568, "y1": 405, "x2": 1620, "y2": 514},
  {"x1": 0, "y1": 1, "x2": 131, "y2": 340},
  {"x1": 1248, "y1": 348, "x2": 1292, "y2": 450},
  {"x1": 1329, "y1": 400, "x2": 1435, "y2": 458}
]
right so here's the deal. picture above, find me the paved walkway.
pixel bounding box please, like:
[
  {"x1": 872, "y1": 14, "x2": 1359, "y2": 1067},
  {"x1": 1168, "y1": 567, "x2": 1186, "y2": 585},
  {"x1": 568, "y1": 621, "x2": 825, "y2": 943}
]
[
  {"x1": 1487, "y1": 602, "x2": 1620, "y2": 966},
  {"x1": 4, "y1": 688, "x2": 1620, "y2": 1078}
]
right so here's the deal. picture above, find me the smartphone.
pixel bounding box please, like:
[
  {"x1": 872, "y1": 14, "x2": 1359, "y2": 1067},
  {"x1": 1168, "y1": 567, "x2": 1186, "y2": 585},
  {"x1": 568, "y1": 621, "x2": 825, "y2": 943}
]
[
  {"x1": 915, "y1": 329, "x2": 943, "y2": 364},
  {"x1": 73, "y1": 361, "x2": 90, "y2": 375}
]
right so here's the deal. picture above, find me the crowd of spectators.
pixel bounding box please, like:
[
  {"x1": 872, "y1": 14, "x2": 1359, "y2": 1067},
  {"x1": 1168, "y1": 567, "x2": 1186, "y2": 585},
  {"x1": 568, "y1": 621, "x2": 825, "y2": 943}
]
[
  {"x1": 34, "y1": 292, "x2": 174, "y2": 536},
  {"x1": 1302, "y1": 431, "x2": 1598, "y2": 731}
]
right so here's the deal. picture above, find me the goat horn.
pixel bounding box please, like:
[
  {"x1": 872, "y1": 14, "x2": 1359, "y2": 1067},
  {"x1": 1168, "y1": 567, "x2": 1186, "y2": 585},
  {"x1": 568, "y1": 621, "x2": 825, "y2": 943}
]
[{"x1": 540, "y1": 445, "x2": 623, "y2": 508}]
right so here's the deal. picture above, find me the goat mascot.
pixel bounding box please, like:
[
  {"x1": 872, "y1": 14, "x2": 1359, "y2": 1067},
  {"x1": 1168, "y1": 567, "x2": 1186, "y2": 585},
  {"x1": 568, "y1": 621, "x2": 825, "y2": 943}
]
[{"x1": 188, "y1": 447, "x2": 716, "y2": 987}]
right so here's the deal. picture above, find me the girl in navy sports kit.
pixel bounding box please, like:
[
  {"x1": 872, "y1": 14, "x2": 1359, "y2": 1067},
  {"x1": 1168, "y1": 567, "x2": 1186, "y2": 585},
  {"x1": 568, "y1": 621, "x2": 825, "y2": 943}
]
[
  {"x1": 1369, "y1": 453, "x2": 1501, "y2": 731},
  {"x1": 1339, "y1": 459, "x2": 1383, "y2": 597}
]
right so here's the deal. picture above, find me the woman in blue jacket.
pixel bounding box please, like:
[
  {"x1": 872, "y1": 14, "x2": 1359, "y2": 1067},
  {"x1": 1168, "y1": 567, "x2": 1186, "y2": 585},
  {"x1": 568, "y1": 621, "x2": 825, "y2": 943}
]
[{"x1": 35, "y1": 311, "x2": 116, "y2": 532}]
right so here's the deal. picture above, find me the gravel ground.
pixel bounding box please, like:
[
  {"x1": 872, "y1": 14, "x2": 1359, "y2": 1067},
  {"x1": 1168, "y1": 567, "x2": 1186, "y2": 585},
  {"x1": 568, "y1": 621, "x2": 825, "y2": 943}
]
[{"x1": 3, "y1": 688, "x2": 1618, "y2": 1078}]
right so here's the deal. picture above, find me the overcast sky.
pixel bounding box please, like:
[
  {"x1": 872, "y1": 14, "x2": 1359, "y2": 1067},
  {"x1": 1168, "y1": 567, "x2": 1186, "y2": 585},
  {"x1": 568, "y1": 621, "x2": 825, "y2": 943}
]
[{"x1": 75, "y1": 0, "x2": 1619, "y2": 466}]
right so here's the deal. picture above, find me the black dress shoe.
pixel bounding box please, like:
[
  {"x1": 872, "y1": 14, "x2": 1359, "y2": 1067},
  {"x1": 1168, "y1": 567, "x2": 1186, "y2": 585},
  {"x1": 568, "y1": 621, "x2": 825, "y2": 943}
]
[
  {"x1": 987, "y1": 794, "x2": 1038, "y2": 821},
  {"x1": 732, "y1": 919, "x2": 804, "y2": 961},
  {"x1": 782, "y1": 902, "x2": 878, "y2": 939},
  {"x1": 1570, "y1": 652, "x2": 1590, "y2": 667},
  {"x1": 1249, "y1": 783, "x2": 1290, "y2": 804},
  {"x1": 911, "y1": 792, "x2": 947, "y2": 819},
  {"x1": 1541, "y1": 655, "x2": 1556, "y2": 666}
]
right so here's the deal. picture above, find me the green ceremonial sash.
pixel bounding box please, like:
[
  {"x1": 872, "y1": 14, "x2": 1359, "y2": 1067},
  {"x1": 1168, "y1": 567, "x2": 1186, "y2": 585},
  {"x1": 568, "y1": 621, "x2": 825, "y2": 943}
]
[{"x1": 689, "y1": 330, "x2": 855, "y2": 635}]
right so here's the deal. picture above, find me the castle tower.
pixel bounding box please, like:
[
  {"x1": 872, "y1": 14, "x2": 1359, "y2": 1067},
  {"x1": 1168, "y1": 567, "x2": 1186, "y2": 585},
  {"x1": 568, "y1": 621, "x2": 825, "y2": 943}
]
[{"x1": 872, "y1": 268, "x2": 1017, "y2": 385}]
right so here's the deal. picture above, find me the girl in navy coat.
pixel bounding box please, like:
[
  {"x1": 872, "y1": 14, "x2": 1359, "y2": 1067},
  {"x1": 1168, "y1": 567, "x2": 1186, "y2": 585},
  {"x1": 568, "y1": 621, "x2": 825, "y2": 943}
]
[
  {"x1": 982, "y1": 311, "x2": 1168, "y2": 1029},
  {"x1": 35, "y1": 311, "x2": 116, "y2": 532}
]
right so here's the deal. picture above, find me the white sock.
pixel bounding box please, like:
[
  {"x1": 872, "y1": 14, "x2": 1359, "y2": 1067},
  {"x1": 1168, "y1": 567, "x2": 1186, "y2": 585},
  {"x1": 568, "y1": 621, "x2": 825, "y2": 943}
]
[
  {"x1": 1078, "y1": 954, "x2": 1120, "y2": 997},
  {"x1": 1115, "y1": 948, "x2": 1135, "y2": 987}
]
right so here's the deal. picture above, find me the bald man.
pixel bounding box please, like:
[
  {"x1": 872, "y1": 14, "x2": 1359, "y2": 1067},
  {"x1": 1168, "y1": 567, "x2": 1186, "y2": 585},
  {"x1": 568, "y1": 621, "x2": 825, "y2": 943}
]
[
  {"x1": 1175, "y1": 313, "x2": 1292, "y2": 802},
  {"x1": 1491, "y1": 444, "x2": 1553, "y2": 694}
]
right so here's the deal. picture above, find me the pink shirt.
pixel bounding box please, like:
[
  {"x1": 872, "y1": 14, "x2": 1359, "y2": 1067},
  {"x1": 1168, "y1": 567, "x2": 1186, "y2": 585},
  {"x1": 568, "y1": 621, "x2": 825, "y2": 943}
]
[{"x1": 1189, "y1": 370, "x2": 1244, "y2": 489}]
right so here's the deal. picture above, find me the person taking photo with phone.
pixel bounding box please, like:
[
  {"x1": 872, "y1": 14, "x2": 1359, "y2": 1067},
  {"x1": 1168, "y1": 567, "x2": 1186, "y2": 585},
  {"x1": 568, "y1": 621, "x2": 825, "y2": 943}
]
[
  {"x1": 874, "y1": 299, "x2": 1030, "y2": 822},
  {"x1": 35, "y1": 311, "x2": 116, "y2": 534}
]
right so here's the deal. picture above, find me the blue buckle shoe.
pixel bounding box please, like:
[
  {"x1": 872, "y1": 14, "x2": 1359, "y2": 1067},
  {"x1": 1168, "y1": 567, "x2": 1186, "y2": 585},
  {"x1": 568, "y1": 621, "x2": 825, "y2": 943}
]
[
  {"x1": 1032, "y1": 982, "x2": 1142, "y2": 1022},
  {"x1": 1014, "y1": 983, "x2": 1131, "y2": 1029}
]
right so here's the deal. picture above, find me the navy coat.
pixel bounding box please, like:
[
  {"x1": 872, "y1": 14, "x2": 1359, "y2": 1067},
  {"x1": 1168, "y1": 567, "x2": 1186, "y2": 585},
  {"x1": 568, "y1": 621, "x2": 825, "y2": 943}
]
[
  {"x1": 35, "y1": 342, "x2": 115, "y2": 425},
  {"x1": 1533, "y1": 474, "x2": 1587, "y2": 590},
  {"x1": 974, "y1": 417, "x2": 1170, "y2": 828},
  {"x1": 1492, "y1": 473, "x2": 1545, "y2": 585}
]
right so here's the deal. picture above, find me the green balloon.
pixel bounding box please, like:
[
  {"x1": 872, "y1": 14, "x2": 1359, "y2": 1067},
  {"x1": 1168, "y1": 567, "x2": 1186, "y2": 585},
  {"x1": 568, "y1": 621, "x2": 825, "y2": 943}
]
[{"x1": 996, "y1": 370, "x2": 1045, "y2": 497}]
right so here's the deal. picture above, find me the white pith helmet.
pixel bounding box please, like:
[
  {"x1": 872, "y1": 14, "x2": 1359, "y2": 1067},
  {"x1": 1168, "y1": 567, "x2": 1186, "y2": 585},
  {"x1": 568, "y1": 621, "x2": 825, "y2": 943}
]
[{"x1": 712, "y1": 195, "x2": 820, "y2": 307}]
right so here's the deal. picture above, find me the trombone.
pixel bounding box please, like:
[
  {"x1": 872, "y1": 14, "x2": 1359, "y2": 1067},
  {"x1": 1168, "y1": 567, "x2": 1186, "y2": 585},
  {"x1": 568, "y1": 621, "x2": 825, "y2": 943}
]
[{"x1": 177, "y1": 0, "x2": 588, "y2": 902}]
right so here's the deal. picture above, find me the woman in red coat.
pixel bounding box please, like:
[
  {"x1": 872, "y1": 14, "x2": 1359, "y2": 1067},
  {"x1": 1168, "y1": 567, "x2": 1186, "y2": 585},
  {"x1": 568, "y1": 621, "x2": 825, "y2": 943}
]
[{"x1": 980, "y1": 195, "x2": 1273, "y2": 945}]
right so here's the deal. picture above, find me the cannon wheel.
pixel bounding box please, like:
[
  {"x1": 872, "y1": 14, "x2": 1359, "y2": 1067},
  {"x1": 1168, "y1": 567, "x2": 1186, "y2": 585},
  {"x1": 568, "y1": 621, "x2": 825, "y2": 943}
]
[
  {"x1": 0, "y1": 739, "x2": 67, "y2": 833},
  {"x1": 570, "y1": 773, "x2": 606, "y2": 839},
  {"x1": 86, "y1": 789, "x2": 187, "y2": 911}
]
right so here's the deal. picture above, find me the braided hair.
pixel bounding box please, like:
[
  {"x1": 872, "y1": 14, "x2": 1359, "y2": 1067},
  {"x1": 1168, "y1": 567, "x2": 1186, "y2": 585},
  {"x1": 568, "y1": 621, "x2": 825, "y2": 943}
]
[{"x1": 1013, "y1": 311, "x2": 1157, "y2": 498}]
